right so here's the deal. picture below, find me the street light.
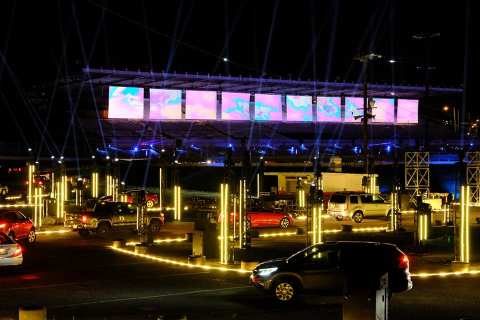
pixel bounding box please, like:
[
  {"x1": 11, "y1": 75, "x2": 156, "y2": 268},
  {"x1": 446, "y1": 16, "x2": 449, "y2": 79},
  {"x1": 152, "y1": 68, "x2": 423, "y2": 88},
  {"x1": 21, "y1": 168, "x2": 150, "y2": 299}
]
[{"x1": 442, "y1": 105, "x2": 459, "y2": 132}]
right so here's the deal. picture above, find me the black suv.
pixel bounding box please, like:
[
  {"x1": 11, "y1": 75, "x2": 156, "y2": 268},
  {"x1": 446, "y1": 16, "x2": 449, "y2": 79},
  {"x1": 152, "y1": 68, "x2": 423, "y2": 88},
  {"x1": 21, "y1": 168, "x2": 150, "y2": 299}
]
[{"x1": 250, "y1": 241, "x2": 412, "y2": 302}]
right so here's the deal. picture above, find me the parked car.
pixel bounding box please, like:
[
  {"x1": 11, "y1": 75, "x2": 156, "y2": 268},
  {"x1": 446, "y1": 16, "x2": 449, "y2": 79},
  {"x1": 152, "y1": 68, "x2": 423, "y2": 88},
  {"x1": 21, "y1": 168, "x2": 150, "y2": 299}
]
[
  {"x1": 64, "y1": 201, "x2": 165, "y2": 236},
  {"x1": 219, "y1": 209, "x2": 295, "y2": 229},
  {"x1": 247, "y1": 210, "x2": 294, "y2": 229},
  {"x1": 327, "y1": 192, "x2": 391, "y2": 223},
  {"x1": 0, "y1": 210, "x2": 36, "y2": 244},
  {"x1": 250, "y1": 241, "x2": 412, "y2": 302},
  {"x1": 0, "y1": 232, "x2": 23, "y2": 266}
]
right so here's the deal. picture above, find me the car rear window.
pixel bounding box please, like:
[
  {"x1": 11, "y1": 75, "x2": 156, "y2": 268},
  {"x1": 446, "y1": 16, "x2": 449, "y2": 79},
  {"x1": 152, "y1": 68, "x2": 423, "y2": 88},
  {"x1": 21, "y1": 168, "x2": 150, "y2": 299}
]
[
  {"x1": 0, "y1": 233, "x2": 14, "y2": 244},
  {"x1": 330, "y1": 195, "x2": 346, "y2": 203},
  {"x1": 0, "y1": 211, "x2": 17, "y2": 220}
]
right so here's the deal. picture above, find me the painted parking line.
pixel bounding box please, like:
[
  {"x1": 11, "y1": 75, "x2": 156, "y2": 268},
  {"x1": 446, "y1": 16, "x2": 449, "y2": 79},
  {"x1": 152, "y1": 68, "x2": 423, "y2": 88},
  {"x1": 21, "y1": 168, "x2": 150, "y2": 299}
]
[{"x1": 51, "y1": 286, "x2": 250, "y2": 309}]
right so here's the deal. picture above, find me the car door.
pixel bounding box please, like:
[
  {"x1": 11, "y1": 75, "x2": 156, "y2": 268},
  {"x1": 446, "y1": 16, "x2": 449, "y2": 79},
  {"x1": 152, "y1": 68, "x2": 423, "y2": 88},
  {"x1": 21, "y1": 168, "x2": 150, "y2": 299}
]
[
  {"x1": 123, "y1": 203, "x2": 138, "y2": 226},
  {"x1": 298, "y1": 245, "x2": 345, "y2": 294},
  {"x1": 2, "y1": 212, "x2": 20, "y2": 237},
  {"x1": 15, "y1": 212, "x2": 31, "y2": 238},
  {"x1": 372, "y1": 194, "x2": 389, "y2": 216},
  {"x1": 360, "y1": 194, "x2": 375, "y2": 217}
]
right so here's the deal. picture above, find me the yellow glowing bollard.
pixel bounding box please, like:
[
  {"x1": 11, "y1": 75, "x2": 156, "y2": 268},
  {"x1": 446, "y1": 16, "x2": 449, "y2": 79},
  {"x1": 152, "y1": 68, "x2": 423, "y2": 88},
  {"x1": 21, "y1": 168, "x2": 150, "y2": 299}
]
[
  {"x1": 460, "y1": 185, "x2": 470, "y2": 263},
  {"x1": 174, "y1": 186, "x2": 182, "y2": 220},
  {"x1": 418, "y1": 213, "x2": 428, "y2": 242},
  {"x1": 219, "y1": 183, "x2": 230, "y2": 264},
  {"x1": 312, "y1": 205, "x2": 323, "y2": 245},
  {"x1": 55, "y1": 181, "x2": 61, "y2": 219}
]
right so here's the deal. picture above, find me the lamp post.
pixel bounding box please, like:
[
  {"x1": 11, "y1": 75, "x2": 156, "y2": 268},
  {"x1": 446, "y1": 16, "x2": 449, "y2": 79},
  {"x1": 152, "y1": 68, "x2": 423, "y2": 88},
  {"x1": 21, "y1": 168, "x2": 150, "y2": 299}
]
[{"x1": 443, "y1": 105, "x2": 459, "y2": 133}]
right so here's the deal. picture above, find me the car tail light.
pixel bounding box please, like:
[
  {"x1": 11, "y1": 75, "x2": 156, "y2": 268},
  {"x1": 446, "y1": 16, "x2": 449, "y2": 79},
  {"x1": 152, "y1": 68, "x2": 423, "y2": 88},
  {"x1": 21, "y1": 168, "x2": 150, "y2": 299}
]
[
  {"x1": 399, "y1": 254, "x2": 409, "y2": 269},
  {"x1": 0, "y1": 223, "x2": 6, "y2": 229},
  {"x1": 81, "y1": 215, "x2": 88, "y2": 223},
  {"x1": 12, "y1": 244, "x2": 22, "y2": 257}
]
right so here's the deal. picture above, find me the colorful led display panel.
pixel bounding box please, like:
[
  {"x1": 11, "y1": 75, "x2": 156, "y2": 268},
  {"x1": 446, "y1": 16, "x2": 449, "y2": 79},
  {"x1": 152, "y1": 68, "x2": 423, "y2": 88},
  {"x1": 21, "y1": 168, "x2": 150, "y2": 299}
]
[
  {"x1": 370, "y1": 98, "x2": 394, "y2": 123},
  {"x1": 344, "y1": 97, "x2": 364, "y2": 122},
  {"x1": 286, "y1": 95, "x2": 313, "y2": 122},
  {"x1": 185, "y1": 90, "x2": 217, "y2": 120},
  {"x1": 149, "y1": 89, "x2": 182, "y2": 120},
  {"x1": 221, "y1": 92, "x2": 250, "y2": 120},
  {"x1": 317, "y1": 96, "x2": 342, "y2": 122},
  {"x1": 108, "y1": 86, "x2": 144, "y2": 119},
  {"x1": 397, "y1": 99, "x2": 419, "y2": 124},
  {"x1": 254, "y1": 94, "x2": 282, "y2": 121}
]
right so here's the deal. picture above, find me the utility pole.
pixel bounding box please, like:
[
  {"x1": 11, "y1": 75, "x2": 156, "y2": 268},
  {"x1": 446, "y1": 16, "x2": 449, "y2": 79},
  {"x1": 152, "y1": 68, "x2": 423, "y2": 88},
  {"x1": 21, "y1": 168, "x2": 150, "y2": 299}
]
[{"x1": 355, "y1": 53, "x2": 382, "y2": 174}]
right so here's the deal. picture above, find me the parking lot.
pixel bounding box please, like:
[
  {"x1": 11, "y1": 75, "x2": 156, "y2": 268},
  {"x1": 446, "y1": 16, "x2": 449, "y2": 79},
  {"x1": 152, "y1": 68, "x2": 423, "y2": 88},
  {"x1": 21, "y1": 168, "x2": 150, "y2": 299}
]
[{"x1": 1, "y1": 217, "x2": 480, "y2": 320}]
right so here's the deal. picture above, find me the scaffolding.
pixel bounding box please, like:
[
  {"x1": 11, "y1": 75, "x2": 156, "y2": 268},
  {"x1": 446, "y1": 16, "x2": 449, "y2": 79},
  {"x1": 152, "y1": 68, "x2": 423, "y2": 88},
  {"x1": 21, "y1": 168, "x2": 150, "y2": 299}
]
[
  {"x1": 466, "y1": 152, "x2": 480, "y2": 205},
  {"x1": 405, "y1": 152, "x2": 430, "y2": 204}
]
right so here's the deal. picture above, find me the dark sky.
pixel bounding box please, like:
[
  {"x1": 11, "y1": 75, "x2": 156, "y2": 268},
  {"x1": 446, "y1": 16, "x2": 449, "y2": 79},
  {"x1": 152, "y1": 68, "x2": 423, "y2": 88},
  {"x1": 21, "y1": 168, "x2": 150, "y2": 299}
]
[{"x1": 0, "y1": 0, "x2": 476, "y2": 150}]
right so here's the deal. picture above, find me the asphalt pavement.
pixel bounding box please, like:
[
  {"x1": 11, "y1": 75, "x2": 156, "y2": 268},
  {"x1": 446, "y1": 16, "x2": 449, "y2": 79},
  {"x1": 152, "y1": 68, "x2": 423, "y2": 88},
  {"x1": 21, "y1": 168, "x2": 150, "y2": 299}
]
[{"x1": 1, "y1": 225, "x2": 480, "y2": 319}]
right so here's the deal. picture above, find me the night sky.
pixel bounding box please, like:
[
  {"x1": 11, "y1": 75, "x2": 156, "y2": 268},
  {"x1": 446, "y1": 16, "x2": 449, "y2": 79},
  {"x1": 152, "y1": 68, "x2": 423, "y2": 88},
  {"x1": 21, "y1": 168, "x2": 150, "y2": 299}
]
[{"x1": 0, "y1": 0, "x2": 476, "y2": 147}]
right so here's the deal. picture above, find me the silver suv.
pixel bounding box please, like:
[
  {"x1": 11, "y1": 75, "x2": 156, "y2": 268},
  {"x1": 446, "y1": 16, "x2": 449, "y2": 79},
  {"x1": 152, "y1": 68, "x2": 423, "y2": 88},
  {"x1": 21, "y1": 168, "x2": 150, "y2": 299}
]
[{"x1": 327, "y1": 192, "x2": 391, "y2": 223}]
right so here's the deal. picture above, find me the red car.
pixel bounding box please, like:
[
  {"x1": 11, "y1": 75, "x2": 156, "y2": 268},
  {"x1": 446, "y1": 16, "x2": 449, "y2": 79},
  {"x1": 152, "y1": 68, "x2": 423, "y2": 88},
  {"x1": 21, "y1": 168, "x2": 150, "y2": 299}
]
[
  {"x1": 246, "y1": 210, "x2": 294, "y2": 229},
  {"x1": 220, "y1": 210, "x2": 294, "y2": 229},
  {"x1": 124, "y1": 193, "x2": 159, "y2": 208},
  {"x1": 0, "y1": 210, "x2": 36, "y2": 244}
]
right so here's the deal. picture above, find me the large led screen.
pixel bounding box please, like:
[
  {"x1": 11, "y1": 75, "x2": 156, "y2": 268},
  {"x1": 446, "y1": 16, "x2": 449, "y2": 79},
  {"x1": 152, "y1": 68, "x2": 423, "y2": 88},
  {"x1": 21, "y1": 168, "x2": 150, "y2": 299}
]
[
  {"x1": 221, "y1": 92, "x2": 250, "y2": 120},
  {"x1": 286, "y1": 95, "x2": 313, "y2": 122},
  {"x1": 185, "y1": 90, "x2": 217, "y2": 120},
  {"x1": 108, "y1": 86, "x2": 144, "y2": 119},
  {"x1": 317, "y1": 96, "x2": 342, "y2": 122},
  {"x1": 149, "y1": 89, "x2": 182, "y2": 120},
  {"x1": 344, "y1": 97, "x2": 364, "y2": 122},
  {"x1": 397, "y1": 99, "x2": 419, "y2": 124},
  {"x1": 370, "y1": 98, "x2": 394, "y2": 123},
  {"x1": 254, "y1": 94, "x2": 282, "y2": 121}
]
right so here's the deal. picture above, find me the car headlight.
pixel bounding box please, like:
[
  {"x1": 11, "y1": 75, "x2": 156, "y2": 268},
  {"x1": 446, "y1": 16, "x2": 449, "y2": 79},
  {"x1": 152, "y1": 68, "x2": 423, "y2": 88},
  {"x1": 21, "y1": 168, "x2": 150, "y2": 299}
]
[{"x1": 257, "y1": 267, "x2": 278, "y2": 276}]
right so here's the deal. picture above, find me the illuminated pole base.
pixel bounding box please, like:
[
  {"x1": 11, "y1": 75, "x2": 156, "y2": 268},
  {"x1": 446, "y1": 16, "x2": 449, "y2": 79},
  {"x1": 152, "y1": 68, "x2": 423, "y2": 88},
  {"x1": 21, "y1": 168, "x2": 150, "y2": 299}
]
[
  {"x1": 219, "y1": 183, "x2": 231, "y2": 264},
  {"x1": 457, "y1": 185, "x2": 471, "y2": 263}
]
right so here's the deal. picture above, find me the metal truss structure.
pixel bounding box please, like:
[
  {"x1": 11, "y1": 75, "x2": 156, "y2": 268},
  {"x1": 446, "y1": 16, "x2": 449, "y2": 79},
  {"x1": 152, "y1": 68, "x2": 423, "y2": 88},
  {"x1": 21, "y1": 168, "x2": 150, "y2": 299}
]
[
  {"x1": 466, "y1": 152, "x2": 480, "y2": 204},
  {"x1": 405, "y1": 152, "x2": 430, "y2": 203}
]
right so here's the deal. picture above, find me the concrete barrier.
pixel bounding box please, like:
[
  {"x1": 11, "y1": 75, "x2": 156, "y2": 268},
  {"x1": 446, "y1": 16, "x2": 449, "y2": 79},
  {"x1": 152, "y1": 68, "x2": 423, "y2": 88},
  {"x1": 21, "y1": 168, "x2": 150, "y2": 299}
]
[
  {"x1": 112, "y1": 239, "x2": 125, "y2": 248},
  {"x1": 134, "y1": 244, "x2": 149, "y2": 254},
  {"x1": 19, "y1": 306, "x2": 46, "y2": 320},
  {"x1": 188, "y1": 255, "x2": 206, "y2": 265}
]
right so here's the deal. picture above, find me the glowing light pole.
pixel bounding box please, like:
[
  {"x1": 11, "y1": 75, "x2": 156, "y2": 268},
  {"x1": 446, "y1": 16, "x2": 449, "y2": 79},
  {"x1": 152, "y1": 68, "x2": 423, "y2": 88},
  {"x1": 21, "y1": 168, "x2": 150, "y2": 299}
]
[
  {"x1": 174, "y1": 185, "x2": 182, "y2": 220},
  {"x1": 27, "y1": 163, "x2": 36, "y2": 204},
  {"x1": 91, "y1": 172, "x2": 99, "y2": 198},
  {"x1": 159, "y1": 168, "x2": 163, "y2": 210},
  {"x1": 33, "y1": 187, "x2": 43, "y2": 227},
  {"x1": 238, "y1": 179, "x2": 247, "y2": 249},
  {"x1": 219, "y1": 183, "x2": 230, "y2": 264},
  {"x1": 311, "y1": 204, "x2": 323, "y2": 245},
  {"x1": 390, "y1": 188, "x2": 399, "y2": 232},
  {"x1": 459, "y1": 185, "x2": 471, "y2": 263}
]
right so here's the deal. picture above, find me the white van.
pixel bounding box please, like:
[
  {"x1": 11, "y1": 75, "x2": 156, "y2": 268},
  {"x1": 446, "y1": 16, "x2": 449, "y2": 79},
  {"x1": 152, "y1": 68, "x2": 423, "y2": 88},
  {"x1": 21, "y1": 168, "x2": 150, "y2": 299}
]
[{"x1": 327, "y1": 192, "x2": 391, "y2": 223}]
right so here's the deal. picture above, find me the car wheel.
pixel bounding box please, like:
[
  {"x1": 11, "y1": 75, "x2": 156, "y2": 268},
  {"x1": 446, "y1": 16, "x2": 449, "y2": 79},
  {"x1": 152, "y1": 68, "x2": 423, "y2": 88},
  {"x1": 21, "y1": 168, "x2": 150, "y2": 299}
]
[
  {"x1": 27, "y1": 229, "x2": 36, "y2": 244},
  {"x1": 352, "y1": 211, "x2": 364, "y2": 223},
  {"x1": 272, "y1": 280, "x2": 297, "y2": 302},
  {"x1": 279, "y1": 217, "x2": 290, "y2": 229},
  {"x1": 96, "y1": 223, "x2": 111, "y2": 235},
  {"x1": 149, "y1": 220, "x2": 161, "y2": 233},
  {"x1": 146, "y1": 200, "x2": 154, "y2": 208},
  {"x1": 78, "y1": 229, "x2": 90, "y2": 237}
]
